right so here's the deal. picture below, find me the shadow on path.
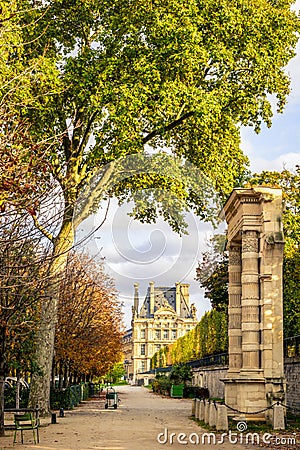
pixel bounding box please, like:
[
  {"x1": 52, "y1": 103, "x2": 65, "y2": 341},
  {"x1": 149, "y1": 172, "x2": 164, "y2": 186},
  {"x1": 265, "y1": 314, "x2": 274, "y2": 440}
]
[{"x1": 0, "y1": 385, "x2": 248, "y2": 450}]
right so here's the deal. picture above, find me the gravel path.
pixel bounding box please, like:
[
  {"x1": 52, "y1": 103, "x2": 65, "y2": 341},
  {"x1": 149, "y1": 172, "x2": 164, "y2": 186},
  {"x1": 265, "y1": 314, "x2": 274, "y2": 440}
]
[{"x1": 0, "y1": 385, "x2": 298, "y2": 449}]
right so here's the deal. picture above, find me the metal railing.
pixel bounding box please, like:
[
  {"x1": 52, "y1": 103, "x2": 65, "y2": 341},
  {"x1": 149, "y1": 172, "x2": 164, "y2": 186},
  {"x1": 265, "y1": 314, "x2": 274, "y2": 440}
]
[
  {"x1": 146, "y1": 335, "x2": 299, "y2": 375},
  {"x1": 187, "y1": 353, "x2": 228, "y2": 369}
]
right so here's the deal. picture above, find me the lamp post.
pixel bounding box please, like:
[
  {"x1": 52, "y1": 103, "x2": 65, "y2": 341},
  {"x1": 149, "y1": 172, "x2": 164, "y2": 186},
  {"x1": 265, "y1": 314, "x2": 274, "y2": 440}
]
[{"x1": 124, "y1": 359, "x2": 129, "y2": 381}]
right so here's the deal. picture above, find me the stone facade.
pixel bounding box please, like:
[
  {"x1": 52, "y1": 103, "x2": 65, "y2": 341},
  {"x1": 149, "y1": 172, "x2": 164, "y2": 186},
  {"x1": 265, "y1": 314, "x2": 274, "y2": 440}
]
[
  {"x1": 223, "y1": 187, "x2": 285, "y2": 420},
  {"x1": 126, "y1": 282, "x2": 198, "y2": 383},
  {"x1": 284, "y1": 357, "x2": 300, "y2": 412},
  {"x1": 192, "y1": 358, "x2": 299, "y2": 415},
  {"x1": 193, "y1": 366, "x2": 229, "y2": 400},
  {"x1": 123, "y1": 328, "x2": 134, "y2": 380}
]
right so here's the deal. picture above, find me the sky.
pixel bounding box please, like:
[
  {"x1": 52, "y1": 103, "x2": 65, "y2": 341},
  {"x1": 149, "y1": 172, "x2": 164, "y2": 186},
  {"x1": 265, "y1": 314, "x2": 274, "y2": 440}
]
[
  {"x1": 76, "y1": 2, "x2": 300, "y2": 329},
  {"x1": 241, "y1": 0, "x2": 300, "y2": 173}
]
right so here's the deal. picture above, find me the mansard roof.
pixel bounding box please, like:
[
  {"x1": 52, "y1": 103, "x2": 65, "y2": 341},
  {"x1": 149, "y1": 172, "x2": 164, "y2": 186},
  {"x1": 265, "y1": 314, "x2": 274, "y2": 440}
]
[{"x1": 138, "y1": 284, "x2": 193, "y2": 319}]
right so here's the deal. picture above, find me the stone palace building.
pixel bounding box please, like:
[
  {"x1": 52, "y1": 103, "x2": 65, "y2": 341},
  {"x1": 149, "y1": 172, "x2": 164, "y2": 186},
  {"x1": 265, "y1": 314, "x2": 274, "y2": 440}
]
[{"x1": 123, "y1": 282, "x2": 198, "y2": 383}]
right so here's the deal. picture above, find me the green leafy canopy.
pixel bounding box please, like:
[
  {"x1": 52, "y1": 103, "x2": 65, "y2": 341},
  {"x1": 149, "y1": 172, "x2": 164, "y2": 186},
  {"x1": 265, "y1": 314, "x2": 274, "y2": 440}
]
[{"x1": 3, "y1": 0, "x2": 299, "y2": 231}]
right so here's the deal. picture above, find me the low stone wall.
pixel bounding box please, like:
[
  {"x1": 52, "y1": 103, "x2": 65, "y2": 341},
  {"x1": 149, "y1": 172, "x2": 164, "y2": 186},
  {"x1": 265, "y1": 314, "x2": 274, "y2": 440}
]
[
  {"x1": 192, "y1": 359, "x2": 300, "y2": 414},
  {"x1": 192, "y1": 366, "x2": 228, "y2": 399},
  {"x1": 284, "y1": 357, "x2": 300, "y2": 412}
]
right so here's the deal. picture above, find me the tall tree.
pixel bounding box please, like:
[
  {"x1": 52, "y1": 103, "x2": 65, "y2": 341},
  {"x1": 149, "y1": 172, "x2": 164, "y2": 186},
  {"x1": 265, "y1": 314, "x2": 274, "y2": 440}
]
[
  {"x1": 2, "y1": 0, "x2": 299, "y2": 412},
  {"x1": 249, "y1": 167, "x2": 300, "y2": 337},
  {"x1": 196, "y1": 234, "x2": 228, "y2": 311},
  {"x1": 0, "y1": 212, "x2": 52, "y2": 435},
  {"x1": 196, "y1": 167, "x2": 300, "y2": 337},
  {"x1": 54, "y1": 252, "x2": 123, "y2": 384}
]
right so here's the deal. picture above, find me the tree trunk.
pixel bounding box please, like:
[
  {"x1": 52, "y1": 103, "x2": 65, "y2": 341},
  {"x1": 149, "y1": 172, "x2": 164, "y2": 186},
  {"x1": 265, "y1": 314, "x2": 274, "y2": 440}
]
[
  {"x1": 51, "y1": 358, "x2": 56, "y2": 389},
  {"x1": 64, "y1": 363, "x2": 69, "y2": 388},
  {"x1": 28, "y1": 293, "x2": 58, "y2": 414},
  {"x1": 58, "y1": 362, "x2": 63, "y2": 391},
  {"x1": 28, "y1": 218, "x2": 74, "y2": 415},
  {"x1": 0, "y1": 325, "x2": 7, "y2": 436},
  {"x1": 0, "y1": 379, "x2": 5, "y2": 437},
  {"x1": 16, "y1": 369, "x2": 21, "y2": 409}
]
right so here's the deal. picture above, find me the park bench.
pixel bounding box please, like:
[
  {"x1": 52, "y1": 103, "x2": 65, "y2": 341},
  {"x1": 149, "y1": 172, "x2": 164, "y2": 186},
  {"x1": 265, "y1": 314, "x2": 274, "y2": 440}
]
[{"x1": 4, "y1": 408, "x2": 40, "y2": 445}]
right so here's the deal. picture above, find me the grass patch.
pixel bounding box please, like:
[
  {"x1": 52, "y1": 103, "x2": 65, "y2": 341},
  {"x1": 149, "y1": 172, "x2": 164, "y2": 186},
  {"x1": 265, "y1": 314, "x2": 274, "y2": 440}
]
[{"x1": 286, "y1": 414, "x2": 300, "y2": 432}]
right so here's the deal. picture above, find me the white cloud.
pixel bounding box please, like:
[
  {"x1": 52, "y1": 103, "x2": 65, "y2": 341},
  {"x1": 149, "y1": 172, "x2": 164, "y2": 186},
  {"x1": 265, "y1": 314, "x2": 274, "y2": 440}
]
[
  {"x1": 76, "y1": 197, "x2": 225, "y2": 328},
  {"x1": 250, "y1": 152, "x2": 300, "y2": 173},
  {"x1": 241, "y1": 123, "x2": 300, "y2": 172}
]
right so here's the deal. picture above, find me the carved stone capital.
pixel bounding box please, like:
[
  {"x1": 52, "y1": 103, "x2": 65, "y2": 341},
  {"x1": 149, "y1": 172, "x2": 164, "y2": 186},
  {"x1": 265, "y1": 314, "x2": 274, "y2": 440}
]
[
  {"x1": 228, "y1": 245, "x2": 241, "y2": 265},
  {"x1": 242, "y1": 231, "x2": 259, "y2": 253}
]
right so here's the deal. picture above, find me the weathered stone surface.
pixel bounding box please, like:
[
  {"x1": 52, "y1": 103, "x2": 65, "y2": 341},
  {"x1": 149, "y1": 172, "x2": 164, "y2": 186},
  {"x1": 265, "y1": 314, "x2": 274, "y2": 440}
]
[
  {"x1": 284, "y1": 358, "x2": 300, "y2": 412},
  {"x1": 216, "y1": 405, "x2": 228, "y2": 431},
  {"x1": 223, "y1": 187, "x2": 285, "y2": 426},
  {"x1": 195, "y1": 398, "x2": 200, "y2": 419},
  {"x1": 204, "y1": 401, "x2": 210, "y2": 424},
  {"x1": 209, "y1": 402, "x2": 217, "y2": 427},
  {"x1": 199, "y1": 400, "x2": 205, "y2": 421},
  {"x1": 273, "y1": 404, "x2": 285, "y2": 430},
  {"x1": 193, "y1": 366, "x2": 228, "y2": 399},
  {"x1": 191, "y1": 398, "x2": 196, "y2": 416}
]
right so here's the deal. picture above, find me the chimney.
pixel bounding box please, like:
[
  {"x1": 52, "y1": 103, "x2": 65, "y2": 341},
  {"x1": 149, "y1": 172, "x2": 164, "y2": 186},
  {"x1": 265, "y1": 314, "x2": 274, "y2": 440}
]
[
  {"x1": 175, "y1": 282, "x2": 181, "y2": 316},
  {"x1": 149, "y1": 281, "x2": 155, "y2": 315},
  {"x1": 134, "y1": 283, "x2": 139, "y2": 315},
  {"x1": 182, "y1": 283, "x2": 190, "y2": 307}
]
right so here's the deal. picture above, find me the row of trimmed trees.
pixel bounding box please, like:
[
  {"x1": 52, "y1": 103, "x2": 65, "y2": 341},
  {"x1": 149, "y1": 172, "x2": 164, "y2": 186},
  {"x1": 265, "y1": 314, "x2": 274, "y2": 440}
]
[
  {"x1": 53, "y1": 252, "x2": 123, "y2": 387},
  {"x1": 151, "y1": 309, "x2": 228, "y2": 369},
  {"x1": 1, "y1": 222, "x2": 123, "y2": 386},
  {"x1": 0, "y1": 206, "x2": 123, "y2": 433}
]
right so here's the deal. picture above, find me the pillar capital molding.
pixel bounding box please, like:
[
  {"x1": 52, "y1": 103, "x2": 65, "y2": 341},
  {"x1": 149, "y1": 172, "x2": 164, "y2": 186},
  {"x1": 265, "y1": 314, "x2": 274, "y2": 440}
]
[
  {"x1": 228, "y1": 246, "x2": 241, "y2": 265},
  {"x1": 242, "y1": 231, "x2": 259, "y2": 253}
]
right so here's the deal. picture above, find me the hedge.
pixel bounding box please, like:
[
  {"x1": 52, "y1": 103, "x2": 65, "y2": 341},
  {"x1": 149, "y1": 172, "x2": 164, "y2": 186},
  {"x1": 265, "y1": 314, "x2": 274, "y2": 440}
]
[{"x1": 151, "y1": 309, "x2": 228, "y2": 369}]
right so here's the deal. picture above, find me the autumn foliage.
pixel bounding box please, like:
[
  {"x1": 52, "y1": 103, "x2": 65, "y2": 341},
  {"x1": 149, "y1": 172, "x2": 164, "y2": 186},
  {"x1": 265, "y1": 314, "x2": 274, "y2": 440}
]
[{"x1": 54, "y1": 252, "x2": 124, "y2": 384}]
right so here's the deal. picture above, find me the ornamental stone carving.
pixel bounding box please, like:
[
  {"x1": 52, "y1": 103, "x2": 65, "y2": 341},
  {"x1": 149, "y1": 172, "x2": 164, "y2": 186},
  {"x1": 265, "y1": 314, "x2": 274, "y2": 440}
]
[
  {"x1": 242, "y1": 231, "x2": 259, "y2": 253},
  {"x1": 228, "y1": 246, "x2": 241, "y2": 265}
]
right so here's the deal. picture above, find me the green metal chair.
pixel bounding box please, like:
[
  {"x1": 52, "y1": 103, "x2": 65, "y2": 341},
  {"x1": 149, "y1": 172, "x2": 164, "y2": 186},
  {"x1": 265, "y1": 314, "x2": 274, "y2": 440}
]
[{"x1": 13, "y1": 412, "x2": 39, "y2": 445}]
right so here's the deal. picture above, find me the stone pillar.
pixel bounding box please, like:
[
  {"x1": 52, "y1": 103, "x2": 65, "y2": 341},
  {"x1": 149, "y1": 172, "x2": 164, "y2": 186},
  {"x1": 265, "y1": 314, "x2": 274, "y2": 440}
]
[
  {"x1": 191, "y1": 398, "x2": 196, "y2": 417},
  {"x1": 226, "y1": 244, "x2": 242, "y2": 410},
  {"x1": 209, "y1": 402, "x2": 217, "y2": 427},
  {"x1": 260, "y1": 193, "x2": 285, "y2": 415},
  {"x1": 241, "y1": 230, "x2": 261, "y2": 374},
  {"x1": 223, "y1": 187, "x2": 285, "y2": 425},
  {"x1": 204, "y1": 400, "x2": 210, "y2": 423},
  {"x1": 228, "y1": 244, "x2": 242, "y2": 376},
  {"x1": 195, "y1": 399, "x2": 200, "y2": 419},
  {"x1": 273, "y1": 404, "x2": 285, "y2": 430},
  {"x1": 216, "y1": 405, "x2": 228, "y2": 431},
  {"x1": 199, "y1": 400, "x2": 205, "y2": 421}
]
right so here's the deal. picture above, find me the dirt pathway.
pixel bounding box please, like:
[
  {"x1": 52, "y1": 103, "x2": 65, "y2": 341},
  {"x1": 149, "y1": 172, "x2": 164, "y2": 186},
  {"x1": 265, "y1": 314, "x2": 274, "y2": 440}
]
[{"x1": 0, "y1": 385, "x2": 279, "y2": 450}]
